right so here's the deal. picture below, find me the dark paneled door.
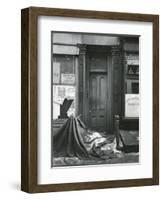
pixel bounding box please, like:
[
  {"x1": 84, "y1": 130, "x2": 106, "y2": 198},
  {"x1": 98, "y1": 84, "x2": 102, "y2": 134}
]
[{"x1": 89, "y1": 73, "x2": 107, "y2": 132}]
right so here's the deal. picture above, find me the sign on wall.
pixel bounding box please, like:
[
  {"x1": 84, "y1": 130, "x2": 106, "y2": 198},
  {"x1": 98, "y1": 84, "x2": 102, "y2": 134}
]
[
  {"x1": 53, "y1": 85, "x2": 75, "y2": 104},
  {"x1": 125, "y1": 94, "x2": 139, "y2": 117},
  {"x1": 61, "y1": 73, "x2": 75, "y2": 84},
  {"x1": 126, "y1": 54, "x2": 139, "y2": 65},
  {"x1": 53, "y1": 85, "x2": 76, "y2": 118}
]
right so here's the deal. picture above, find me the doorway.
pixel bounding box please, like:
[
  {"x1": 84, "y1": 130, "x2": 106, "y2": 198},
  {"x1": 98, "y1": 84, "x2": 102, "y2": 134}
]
[
  {"x1": 89, "y1": 73, "x2": 108, "y2": 131},
  {"x1": 85, "y1": 47, "x2": 112, "y2": 133}
]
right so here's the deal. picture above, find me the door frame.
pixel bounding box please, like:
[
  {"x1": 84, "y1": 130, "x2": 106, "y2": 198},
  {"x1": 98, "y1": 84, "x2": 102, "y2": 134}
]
[{"x1": 83, "y1": 45, "x2": 113, "y2": 133}]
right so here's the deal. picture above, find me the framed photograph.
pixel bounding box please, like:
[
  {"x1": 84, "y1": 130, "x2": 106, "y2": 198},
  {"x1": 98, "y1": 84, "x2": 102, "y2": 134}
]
[{"x1": 21, "y1": 7, "x2": 159, "y2": 193}]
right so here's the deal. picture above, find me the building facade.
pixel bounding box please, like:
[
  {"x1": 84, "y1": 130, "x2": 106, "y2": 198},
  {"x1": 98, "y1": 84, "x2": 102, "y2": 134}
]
[{"x1": 52, "y1": 32, "x2": 139, "y2": 134}]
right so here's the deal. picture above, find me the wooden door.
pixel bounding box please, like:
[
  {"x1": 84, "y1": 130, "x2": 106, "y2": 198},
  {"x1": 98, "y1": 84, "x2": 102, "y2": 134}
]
[{"x1": 89, "y1": 73, "x2": 107, "y2": 131}]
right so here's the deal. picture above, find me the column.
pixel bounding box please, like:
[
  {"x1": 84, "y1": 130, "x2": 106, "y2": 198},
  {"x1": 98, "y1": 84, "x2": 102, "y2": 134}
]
[
  {"x1": 111, "y1": 45, "x2": 123, "y2": 116},
  {"x1": 77, "y1": 44, "x2": 87, "y2": 122}
]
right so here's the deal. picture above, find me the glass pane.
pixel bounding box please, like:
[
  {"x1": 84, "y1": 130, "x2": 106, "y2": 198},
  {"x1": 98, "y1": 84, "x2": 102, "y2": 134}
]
[
  {"x1": 89, "y1": 54, "x2": 107, "y2": 72},
  {"x1": 56, "y1": 55, "x2": 75, "y2": 74},
  {"x1": 53, "y1": 55, "x2": 75, "y2": 85},
  {"x1": 53, "y1": 55, "x2": 77, "y2": 120},
  {"x1": 132, "y1": 82, "x2": 139, "y2": 94},
  {"x1": 125, "y1": 52, "x2": 139, "y2": 117}
]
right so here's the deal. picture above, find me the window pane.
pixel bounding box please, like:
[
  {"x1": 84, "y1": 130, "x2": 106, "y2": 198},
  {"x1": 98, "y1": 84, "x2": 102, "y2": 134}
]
[
  {"x1": 53, "y1": 55, "x2": 77, "y2": 120},
  {"x1": 53, "y1": 55, "x2": 75, "y2": 85},
  {"x1": 56, "y1": 55, "x2": 75, "y2": 74},
  {"x1": 124, "y1": 52, "x2": 139, "y2": 117}
]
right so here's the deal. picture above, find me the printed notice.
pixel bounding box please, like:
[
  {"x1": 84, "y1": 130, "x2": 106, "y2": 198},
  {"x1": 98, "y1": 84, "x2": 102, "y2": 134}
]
[
  {"x1": 125, "y1": 94, "x2": 139, "y2": 117},
  {"x1": 61, "y1": 73, "x2": 75, "y2": 84}
]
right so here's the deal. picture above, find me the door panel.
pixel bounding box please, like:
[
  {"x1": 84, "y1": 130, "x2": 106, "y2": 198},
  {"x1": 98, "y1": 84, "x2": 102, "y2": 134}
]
[{"x1": 89, "y1": 73, "x2": 107, "y2": 131}]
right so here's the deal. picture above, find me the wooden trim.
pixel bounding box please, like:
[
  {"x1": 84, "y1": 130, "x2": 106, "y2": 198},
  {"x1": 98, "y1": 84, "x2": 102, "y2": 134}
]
[
  {"x1": 21, "y1": 8, "x2": 29, "y2": 192},
  {"x1": 21, "y1": 8, "x2": 38, "y2": 193},
  {"x1": 52, "y1": 43, "x2": 77, "y2": 46},
  {"x1": 21, "y1": 7, "x2": 159, "y2": 193},
  {"x1": 152, "y1": 15, "x2": 159, "y2": 185},
  {"x1": 26, "y1": 6, "x2": 157, "y2": 22}
]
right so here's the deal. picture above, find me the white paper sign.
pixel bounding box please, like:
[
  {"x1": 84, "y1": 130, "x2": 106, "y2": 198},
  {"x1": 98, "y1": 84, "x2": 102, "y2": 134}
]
[
  {"x1": 125, "y1": 94, "x2": 139, "y2": 117},
  {"x1": 61, "y1": 73, "x2": 75, "y2": 84},
  {"x1": 53, "y1": 85, "x2": 75, "y2": 104},
  {"x1": 126, "y1": 54, "x2": 139, "y2": 65},
  {"x1": 127, "y1": 59, "x2": 139, "y2": 65}
]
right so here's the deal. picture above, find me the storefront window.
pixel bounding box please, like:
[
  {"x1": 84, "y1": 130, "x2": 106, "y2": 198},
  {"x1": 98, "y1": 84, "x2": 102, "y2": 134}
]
[
  {"x1": 52, "y1": 55, "x2": 77, "y2": 119},
  {"x1": 125, "y1": 53, "x2": 139, "y2": 118}
]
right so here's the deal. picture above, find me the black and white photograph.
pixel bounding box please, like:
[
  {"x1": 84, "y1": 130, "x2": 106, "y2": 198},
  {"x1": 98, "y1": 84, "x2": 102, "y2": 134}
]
[{"x1": 51, "y1": 32, "x2": 139, "y2": 167}]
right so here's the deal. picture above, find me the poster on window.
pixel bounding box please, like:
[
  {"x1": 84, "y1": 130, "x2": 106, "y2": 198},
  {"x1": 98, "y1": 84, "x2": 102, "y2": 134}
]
[
  {"x1": 125, "y1": 94, "x2": 139, "y2": 117},
  {"x1": 61, "y1": 73, "x2": 75, "y2": 84},
  {"x1": 53, "y1": 85, "x2": 75, "y2": 104}
]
